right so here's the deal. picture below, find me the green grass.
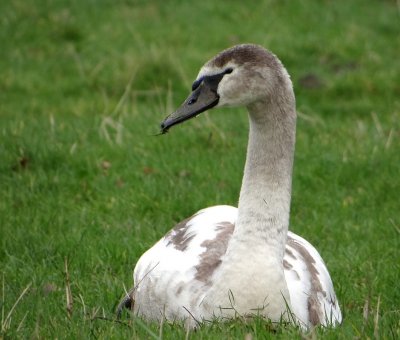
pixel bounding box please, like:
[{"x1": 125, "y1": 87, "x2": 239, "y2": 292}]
[{"x1": 1, "y1": 0, "x2": 399, "y2": 338}]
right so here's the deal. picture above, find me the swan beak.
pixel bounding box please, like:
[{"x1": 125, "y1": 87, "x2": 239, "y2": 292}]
[{"x1": 160, "y1": 83, "x2": 219, "y2": 133}]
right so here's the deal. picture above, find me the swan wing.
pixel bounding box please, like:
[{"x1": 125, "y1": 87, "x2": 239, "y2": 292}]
[
  {"x1": 284, "y1": 231, "x2": 342, "y2": 327},
  {"x1": 132, "y1": 205, "x2": 237, "y2": 322}
]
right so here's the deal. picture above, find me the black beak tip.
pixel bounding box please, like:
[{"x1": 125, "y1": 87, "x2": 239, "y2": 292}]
[{"x1": 160, "y1": 121, "x2": 169, "y2": 134}]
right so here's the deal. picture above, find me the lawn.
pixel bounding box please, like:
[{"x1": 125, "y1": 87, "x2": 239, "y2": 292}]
[{"x1": 1, "y1": 0, "x2": 399, "y2": 338}]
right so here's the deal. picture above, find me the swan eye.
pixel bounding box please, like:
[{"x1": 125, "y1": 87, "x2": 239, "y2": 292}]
[{"x1": 224, "y1": 68, "x2": 233, "y2": 74}]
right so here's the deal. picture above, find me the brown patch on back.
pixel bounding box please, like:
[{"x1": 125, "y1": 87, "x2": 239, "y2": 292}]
[
  {"x1": 283, "y1": 259, "x2": 293, "y2": 270},
  {"x1": 208, "y1": 44, "x2": 280, "y2": 70},
  {"x1": 164, "y1": 216, "x2": 196, "y2": 251},
  {"x1": 194, "y1": 222, "x2": 234, "y2": 283},
  {"x1": 287, "y1": 235, "x2": 327, "y2": 326},
  {"x1": 307, "y1": 296, "x2": 322, "y2": 326},
  {"x1": 285, "y1": 248, "x2": 297, "y2": 260}
]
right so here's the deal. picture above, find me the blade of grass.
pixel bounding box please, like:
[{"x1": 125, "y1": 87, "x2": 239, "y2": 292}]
[{"x1": 1, "y1": 282, "x2": 31, "y2": 333}]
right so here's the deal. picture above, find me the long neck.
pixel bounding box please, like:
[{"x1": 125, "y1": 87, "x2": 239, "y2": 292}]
[
  {"x1": 234, "y1": 91, "x2": 296, "y2": 261},
  {"x1": 201, "y1": 79, "x2": 297, "y2": 318},
  {"x1": 202, "y1": 87, "x2": 297, "y2": 317}
]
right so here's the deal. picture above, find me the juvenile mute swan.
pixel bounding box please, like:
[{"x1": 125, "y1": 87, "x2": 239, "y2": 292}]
[{"x1": 118, "y1": 44, "x2": 342, "y2": 328}]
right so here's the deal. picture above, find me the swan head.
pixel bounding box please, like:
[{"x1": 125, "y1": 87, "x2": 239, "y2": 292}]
[{"x1": 161, "y1": 44, "x2": 292, "y2": 133}]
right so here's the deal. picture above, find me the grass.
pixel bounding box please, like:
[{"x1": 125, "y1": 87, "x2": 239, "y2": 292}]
[{"x1": 1, "y1": 0, "x2": 399, "y2": 338}]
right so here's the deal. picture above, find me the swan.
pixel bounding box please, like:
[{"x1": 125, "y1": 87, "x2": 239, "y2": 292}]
[{"x1": 118, "y1": 44, "x2": 342, "y2": 329}]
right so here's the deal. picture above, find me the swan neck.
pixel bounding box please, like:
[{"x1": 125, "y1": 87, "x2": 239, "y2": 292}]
[
  {"x1": 236, "y1": 97, "x2": 296, "y2": 260},
  {"x1": 202, "y1": 74, "x2": 297, "y2": 317}
]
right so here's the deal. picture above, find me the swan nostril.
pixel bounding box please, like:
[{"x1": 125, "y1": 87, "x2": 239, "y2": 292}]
[{"x1": 188, "y1": 98, "x2": 197, "y2": 105}]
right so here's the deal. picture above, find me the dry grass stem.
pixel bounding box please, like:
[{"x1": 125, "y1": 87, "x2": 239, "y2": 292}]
[
  {"x1": 65, "y1": 257, "x2": 73, "y2": 319},
  {"x1": 363, "y1": 298, "x2": 369, "y2": 322},
  {"x1": 374, "y1": 295, "x2": 381, "y2": 339},
  {"x1": 1, "y1": 282, "x2": 31, "y2": 333},
  {"x1": 371, "y1": 112, "x2": 383, "y2": 137}
]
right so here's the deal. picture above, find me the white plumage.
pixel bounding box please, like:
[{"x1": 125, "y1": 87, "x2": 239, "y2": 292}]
[{"x1": 119, "y1": 44, "x2": 342, "y2": 329}]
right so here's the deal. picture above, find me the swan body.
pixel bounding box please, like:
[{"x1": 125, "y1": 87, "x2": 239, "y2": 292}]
[{"x1": 119, "y1": 44, "x2": 342, "y2": 328}]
